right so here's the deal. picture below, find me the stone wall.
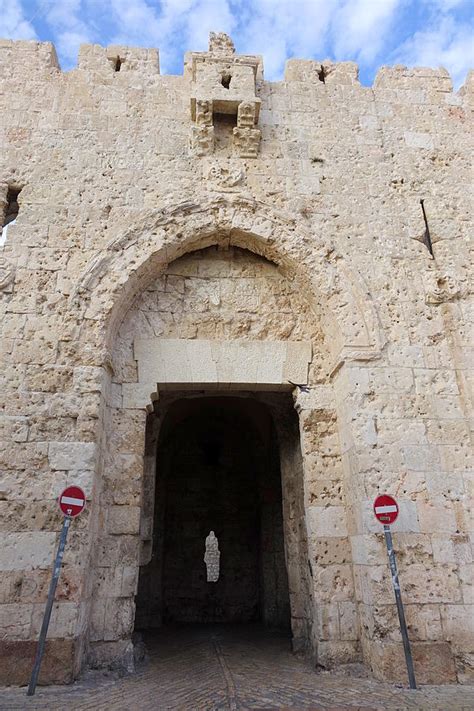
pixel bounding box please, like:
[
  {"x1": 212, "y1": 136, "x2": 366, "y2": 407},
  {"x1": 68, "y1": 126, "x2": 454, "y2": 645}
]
[{"x1": 0, "y1": 33, "x2": 472, "y2": 685}]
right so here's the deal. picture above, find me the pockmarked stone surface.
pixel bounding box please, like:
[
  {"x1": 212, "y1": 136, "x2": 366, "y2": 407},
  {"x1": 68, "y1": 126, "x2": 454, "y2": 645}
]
[
  {"x1": 1, "y1": 626, "x2": 473, "y2": 711},
  {"x1": 0, "y1": 29, "x2": 472, "y2": 689}
]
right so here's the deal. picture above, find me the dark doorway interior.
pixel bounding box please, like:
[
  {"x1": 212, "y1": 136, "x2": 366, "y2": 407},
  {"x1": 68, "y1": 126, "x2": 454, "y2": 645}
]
[{"x1": 135, "y1": 396, "x2": 291, "y2": 632}]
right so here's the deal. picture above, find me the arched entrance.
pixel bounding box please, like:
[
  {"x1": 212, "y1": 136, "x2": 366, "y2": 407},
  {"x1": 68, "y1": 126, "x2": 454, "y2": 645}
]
[
  {"x1": 135, "y1": 395, "x2": 293, "y2": 635},
  {"x1": 81, "y1": 200, "x2": 381, "y2": 675}
]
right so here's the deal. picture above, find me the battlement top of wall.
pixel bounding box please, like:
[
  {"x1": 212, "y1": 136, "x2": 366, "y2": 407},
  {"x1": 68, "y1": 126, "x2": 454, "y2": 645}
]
[
  {"x1": 0, "y1": 34, "x2": 471, "y2": 96},
  {"x1": 0, "y1": 38, "x2": 60, "y2": 73}
]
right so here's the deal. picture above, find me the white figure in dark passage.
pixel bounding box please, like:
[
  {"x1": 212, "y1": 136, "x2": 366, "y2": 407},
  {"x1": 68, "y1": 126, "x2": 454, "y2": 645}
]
[{"x1": 204, "y1": 530, "x2": 220, "y2": 582}]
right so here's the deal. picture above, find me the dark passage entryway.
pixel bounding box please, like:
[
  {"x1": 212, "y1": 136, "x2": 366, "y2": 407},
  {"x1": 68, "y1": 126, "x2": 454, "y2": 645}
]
[{"x1": 135, "y1": 396, "x2": 291, "y2": 633}]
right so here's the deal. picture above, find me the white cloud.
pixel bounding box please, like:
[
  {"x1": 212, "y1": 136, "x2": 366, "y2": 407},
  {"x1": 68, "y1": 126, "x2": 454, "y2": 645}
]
[
  {"x1": 1, "y1": 0, "x2": 471, "y2": 85},
  {"x1": 393, "y1": 15, "x2": 473, "y2": 88},
  {"x1": 40, "y1": 0, "x2": 95, "y2": 62},
  {"x1": 0, "y1": 0, "x2": 37, "y2": 39},
  {"x1": 236, "y1": 0, "x2": 337, "y2": 79},
  {"x1": 332, "y1": 0, "x2": 404, "y2": 64}
]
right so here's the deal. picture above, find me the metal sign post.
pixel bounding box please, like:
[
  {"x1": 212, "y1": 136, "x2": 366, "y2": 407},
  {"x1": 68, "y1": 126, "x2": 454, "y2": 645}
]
[
  {"x1": 383, "y1": 523, "x2": 417, "y2": 690},
  {"x1": 27, "y1": 486, "x2": 86, "y2": 697},
  {"x1": 373, "y1": 494, "x2": 417, "y2": 690}
]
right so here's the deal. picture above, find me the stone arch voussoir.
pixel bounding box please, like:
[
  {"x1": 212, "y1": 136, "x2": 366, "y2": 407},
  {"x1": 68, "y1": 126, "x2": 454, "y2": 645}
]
[{"x1": 71, "y1": 196, "x2": 384, "y2": 370}]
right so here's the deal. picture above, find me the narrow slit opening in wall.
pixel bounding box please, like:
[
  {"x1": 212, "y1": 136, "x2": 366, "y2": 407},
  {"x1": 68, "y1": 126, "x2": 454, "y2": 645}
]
[
  {"x1": 1, "y1": 186, "x2": 21, "y2": 246},
  {"x1": 114, "y1": 56, "x2": 122, "y2": 72},
  {"x1": 317, "y1": 66, "x2": 326, "y2": 83},
  {"x1": 204, "y1": 531, "x2": 220, "y2": 582},
  {"x1": 221, "y1": 73, "x2": 232, "y2": 89},
  {"x1": 420, "y1": 199, "x2": 434, "y2": 257}
]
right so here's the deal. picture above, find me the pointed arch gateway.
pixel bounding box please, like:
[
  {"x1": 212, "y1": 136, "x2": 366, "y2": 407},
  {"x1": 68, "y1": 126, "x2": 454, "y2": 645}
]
[{"x1": 76, "y1": 197, "x2": 384, "y2": 673}]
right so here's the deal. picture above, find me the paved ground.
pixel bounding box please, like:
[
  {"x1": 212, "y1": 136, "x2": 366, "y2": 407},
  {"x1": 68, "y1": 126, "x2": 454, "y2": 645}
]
[{"x1": 1, "y1": 625, "x2": 473, "y2": 710}]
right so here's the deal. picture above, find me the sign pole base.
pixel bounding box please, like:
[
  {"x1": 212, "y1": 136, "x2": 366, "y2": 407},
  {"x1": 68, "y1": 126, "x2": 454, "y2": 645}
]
[
  {"x1": 27, "y1": 516, "x2": 71, "y2": 696},
  {"x1": 383, "y1": 524, "x2": 417, "y2": 690}
]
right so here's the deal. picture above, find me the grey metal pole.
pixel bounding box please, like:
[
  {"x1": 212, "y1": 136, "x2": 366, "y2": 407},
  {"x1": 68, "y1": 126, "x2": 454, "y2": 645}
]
[
  {"x1": 383, "y1": 524, "x2": 417, "y2": 690},
  {"x1": 27, "y1": 515, "x2": 71, "y2": 696}
]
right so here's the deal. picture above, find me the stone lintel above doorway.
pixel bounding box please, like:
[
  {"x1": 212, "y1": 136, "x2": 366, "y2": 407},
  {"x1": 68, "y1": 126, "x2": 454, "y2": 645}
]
[{"x1": 122, "y1": 338, "x2": 312, "y2": 409}]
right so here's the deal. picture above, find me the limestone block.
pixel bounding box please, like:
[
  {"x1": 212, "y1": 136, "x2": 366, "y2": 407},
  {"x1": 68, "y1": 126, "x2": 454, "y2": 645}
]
[
  {"x1": 66, "y1": 470, "x2": 94, "y2": 497},
  {"x1": 418, "y1": 502, "x2": 458, "y2": 533},
  {"x1": 307, "y1": 479, "x2": 344, "y2": 507},
  {"x1": 401, "y1": 444, "x2": 441, "y2": 471},
  {"x1": 317, "y1": 602, "x2": 339, "y2": 640},
  {"x1": 294, "y1": 386, "x2": 334, "y2": 411},
  {"x1": 284, "y1": 341, "x2": 313, "y2": 385},
  {"x1": 0, "y1": 603, "x2": 33, "y2": 640},
  {"x1": 0, "y1": 533, "x2": 56, "y2": 571},
  {"x1": 404, "y1": 603, "x2": 443, "y2": 641},
  {"x1": 323, "y1": 61, "x2": 359, "y2": 86},
  {"x1": 369, "y1": 639, "x2": 457, "y2": 684},
  {"x1": 49, "y1": 441, "x2": 96, "y2": 471},
  {"x1": 103, "y1": 598, "x2": 135, "y2": 642},
  {"x1": 93, "y1": 567, "x2": 123, "y2": 599},
  {"x1": 350, "y1": 535, "x2": 386, "y2": 566},
  {"x1": 400, "y1": 564, "x2": 461, "y2": 604},
  {"x1": 339, "y1": 601, "x2": 359, "y2": 641},
  {"x1": 284, "y1": 59, "x2": 323, "y2": 83},
  {"x1": 73, "y1": 366, "x2": 105, "y2": 393},
  {"x1": 1, "y1": 469, "x2": 67, "y2": 501},
  {"x1": 312, "y1": 537, "x2": 351, "y2": 565},
  {"x1": 315, "y1": 564, "x2": 354, "y2": 602},
  {"x1": 0, "y1": 442, "x2": 49, "y2": 470},
  {"x1": 31, "y1": 601, "x2": 79, "y2": 638},
  {"x1": 121, "y1": 566, "x2": 139, "y2": 597},
  {"x1": 307, "y1": 506, "x2": 348, "y2": 537},
  {"x1": 431, "y1": 534, "x2": 472, "y2": 564},
  {"x1": 404, "y1": 131, "x2": 434, "y2": 150},
  {"x1": 317, "y1": 641, "x2": 361, "y2": 667},
  {"x1": 0, "y1": 415, "x2": 28, "y2": 442},
  {"x1": 107, "y1": 506, "x2": 141, "y2": 535},
  {"x1": 122, "y1": 382, "x2": 158, "y2": 410},
  {"x1": 109, "y1": 409, "x2": 146, "y2": 455},
  {"x1": 441, "y1": 604, "x2": 474, "y2": 648},
  {"x1": 134, "y1": 338, "x2": 312, "y2": 388}
]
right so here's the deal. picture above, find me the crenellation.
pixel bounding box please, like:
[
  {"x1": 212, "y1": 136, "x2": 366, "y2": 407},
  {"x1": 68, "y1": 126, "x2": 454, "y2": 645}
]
[
  {"x1": 374, "y1": 64, "x2": 453, "y2": 93},
  {"x1": 77, "y1": 43, "x2": 159, "y2": 76},
  {"x1": 0, "y1": 39, "x2": 60, "y2": 74}
]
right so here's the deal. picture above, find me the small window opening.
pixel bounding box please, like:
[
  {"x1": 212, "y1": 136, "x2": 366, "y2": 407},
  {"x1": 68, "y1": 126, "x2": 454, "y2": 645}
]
[
  {"x1": 1, "y1": 186, "x2": 21, "y2": 246},
  {"x1": 317, "y1": 66, "x2": 326, "y2": 83},
  {"x1": 114, "y1": 56, "x2": 122, "y2": 72},
  {"x1": 221, "y1": 73, "x2": 232, "y2": 89},
  {"x1": 204, "y1": 531, "x2": 220, "y2": 582},
  {"x1": 420, "y1": 199, "x2": 434, "y2": 258}
]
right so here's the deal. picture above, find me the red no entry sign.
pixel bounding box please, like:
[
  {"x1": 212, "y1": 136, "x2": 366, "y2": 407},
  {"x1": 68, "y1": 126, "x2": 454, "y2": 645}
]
[
  {"x1": 58, "y1": 486, "x2": 86, "y2": 517},
  {"x1": 373, "y1": 494, "x2": 399, "y2": 525}
]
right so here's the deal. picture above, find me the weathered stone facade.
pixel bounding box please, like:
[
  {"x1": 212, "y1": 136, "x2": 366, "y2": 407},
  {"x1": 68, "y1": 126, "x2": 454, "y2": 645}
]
[{"x1": 0, "y1": 32, "x2": 472, "y2": 686}]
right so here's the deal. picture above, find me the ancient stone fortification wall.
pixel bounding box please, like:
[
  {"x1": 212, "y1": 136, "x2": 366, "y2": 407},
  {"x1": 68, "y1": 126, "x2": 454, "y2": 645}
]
[{"x1": 0, "y1": 34, "x2": 472, "y2": 686}]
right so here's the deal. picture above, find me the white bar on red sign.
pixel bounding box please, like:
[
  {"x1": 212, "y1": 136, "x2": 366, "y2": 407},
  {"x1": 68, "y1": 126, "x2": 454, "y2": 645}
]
[
  {"x1": 375, "y1": 505, "x2": 398, "y2": 514},
  {"x1": 61, "y1": 496, "x2": 84, "y2": 506}
]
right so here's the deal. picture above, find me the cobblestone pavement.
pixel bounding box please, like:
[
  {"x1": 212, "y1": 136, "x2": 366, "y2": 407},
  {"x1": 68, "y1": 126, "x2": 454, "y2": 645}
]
[{"x1": 1, "y1": 625, "x2": 473, "y2": 711}]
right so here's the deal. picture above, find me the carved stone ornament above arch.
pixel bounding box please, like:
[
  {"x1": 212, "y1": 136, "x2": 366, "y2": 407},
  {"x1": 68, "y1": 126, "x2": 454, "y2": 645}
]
[{"x1": 71, "y1": 196, "x2": 384, "y2": 373}]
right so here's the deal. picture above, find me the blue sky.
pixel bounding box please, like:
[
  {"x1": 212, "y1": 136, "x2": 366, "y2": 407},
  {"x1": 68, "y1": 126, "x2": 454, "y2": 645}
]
[{"x1": 1, "y1": 0, "x2": 473, "y2": 87}]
